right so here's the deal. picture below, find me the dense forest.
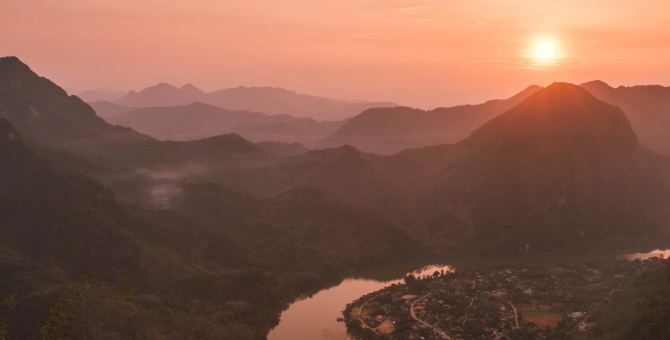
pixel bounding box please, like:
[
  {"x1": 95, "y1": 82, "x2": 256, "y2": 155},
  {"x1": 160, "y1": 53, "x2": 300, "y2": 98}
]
[{"x1": 0, "y1": 116, "x2": 422, "y2": 339}]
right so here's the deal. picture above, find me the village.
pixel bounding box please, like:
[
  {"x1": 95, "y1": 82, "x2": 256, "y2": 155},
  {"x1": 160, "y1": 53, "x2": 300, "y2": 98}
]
[{"x1": 343, "y1": 257, "x2": 662, "y2": 340}]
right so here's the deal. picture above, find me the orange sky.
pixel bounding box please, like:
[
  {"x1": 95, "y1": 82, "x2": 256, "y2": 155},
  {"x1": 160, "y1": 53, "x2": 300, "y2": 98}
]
[{"x1": 2, "y1": 0, "x2": 669, "y2": 108}]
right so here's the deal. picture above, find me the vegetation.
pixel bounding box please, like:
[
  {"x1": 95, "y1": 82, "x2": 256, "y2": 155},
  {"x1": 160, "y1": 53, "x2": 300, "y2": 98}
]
[
  {"x1": 0, "y1": 116, "x2": 421, "y2": 339},
  {"x1": 4, "y1": 57, "x2": 670, "y2": 340},
  {"x1": 576, "y1": 258, "x2": 670, "y2": 339},
  {"x1": 1, "y1": 297, "x2": 17, "y2": 340}
]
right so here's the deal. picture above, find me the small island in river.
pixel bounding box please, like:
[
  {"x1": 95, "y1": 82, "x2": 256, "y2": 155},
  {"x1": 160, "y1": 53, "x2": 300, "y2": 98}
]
[{"x1": 343, "y1": 257, "x2": 664, "y2": 340}]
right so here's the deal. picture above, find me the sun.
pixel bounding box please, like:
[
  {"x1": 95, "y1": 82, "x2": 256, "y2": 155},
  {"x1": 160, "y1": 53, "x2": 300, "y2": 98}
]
[{"x1": 536, "y1": 42, "x2": 555, "y2": 59}]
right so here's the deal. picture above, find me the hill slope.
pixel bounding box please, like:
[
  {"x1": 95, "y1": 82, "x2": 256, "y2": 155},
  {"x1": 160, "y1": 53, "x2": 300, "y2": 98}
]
[
  {"x1": 393, "y1": 83, "x2": 670, "y2": 252},
  {"x1": 0, "y1": 59, "x2": 421, "y2": 339},
  {"x1": 104, "y1": 101, "x2": 347, "y2": 144},
  {"x1": 0, "y1": 57, "x2": 151, "y2": 152},
  {"x1": 580, "y1": 80, "x2": 670, "y2": 155},
  {"x1": 0, "y1": 115, "x2": 420, "y2": 339},
  {"x1": 319, "y1": 85, "x2": 542, "y2": 154}
]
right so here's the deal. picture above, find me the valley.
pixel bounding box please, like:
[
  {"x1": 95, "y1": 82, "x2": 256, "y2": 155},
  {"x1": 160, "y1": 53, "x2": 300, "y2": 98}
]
[{"x1": 2, "y1": 55, "x2": 670, "y2": 340}]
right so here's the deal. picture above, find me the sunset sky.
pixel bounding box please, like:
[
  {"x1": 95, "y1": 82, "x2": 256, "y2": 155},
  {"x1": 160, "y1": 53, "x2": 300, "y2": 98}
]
[{"x1": 2, "y1": 0, "x2": 669, "y2": 109}]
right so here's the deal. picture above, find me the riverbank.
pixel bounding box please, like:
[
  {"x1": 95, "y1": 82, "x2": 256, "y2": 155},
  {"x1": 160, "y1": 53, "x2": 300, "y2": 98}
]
[
  {"x1": 343, "y1": 257, "x2": 664, "y2": 339},
  {"x1": 268, "y1": 249, "x2": 669, "y2": 340}
]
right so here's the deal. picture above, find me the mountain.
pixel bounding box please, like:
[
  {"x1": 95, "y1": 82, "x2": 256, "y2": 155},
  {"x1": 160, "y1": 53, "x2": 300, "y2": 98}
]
[
  {"x1": 113, "y1": 83, "x2": 398, "y2": 121},
  {"x1": 318, "y1": 85, "x2": 543, "y2": 154},
  {"x1": 398, "y1": 82, "x2": 670, "y2": 253},
  {"x1": 102, "y1": 101, "x2": 347, "y2": 145},
  {"x1": 580, "y1": 80, "x2": 670, "y2": 155},
  {"x1": 103, "y1": 132, "x2": 271, "y2": 170},
  {"x1": 113, "y1": 82, "x2": 669, "y2": 254},
  {"x1": 0, "y1": 56, "x2": 152, "y2": 151},
  {"x1": 257, "y1": 83, "x2": 670, "y2": 253},
  {"x1": 252, "y1": 145, "x2": 419, "y2": 223}
]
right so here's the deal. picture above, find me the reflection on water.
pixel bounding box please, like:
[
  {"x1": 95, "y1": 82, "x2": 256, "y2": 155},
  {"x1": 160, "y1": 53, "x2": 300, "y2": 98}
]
[
  {"x1": 617, "y1": 248, "x2": 670, "y2": 260},
  {"x1": 268, "y1": 263, "x2": 452, "y2": 340},
  {"x1": 268, "y1": 249, "x2": 668, "y2": 340}
]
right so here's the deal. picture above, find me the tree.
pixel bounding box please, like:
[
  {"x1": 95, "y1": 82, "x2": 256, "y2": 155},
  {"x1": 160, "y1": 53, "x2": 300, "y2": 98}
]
[
  {"x1": 41, "y1": 270, "x2": 132, "y2": 340},
  {"x1": 404, "y1": 274, "x2": 417, "y2": 286},
  {"x1": 1, "y1": 297, "x2": 18, "y2": 340}
]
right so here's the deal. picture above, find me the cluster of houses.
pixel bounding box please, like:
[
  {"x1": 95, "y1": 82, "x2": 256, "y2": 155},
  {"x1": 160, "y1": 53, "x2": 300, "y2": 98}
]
[{"x1": 345, "y1": 257, "x2": 662, "y2": 340}]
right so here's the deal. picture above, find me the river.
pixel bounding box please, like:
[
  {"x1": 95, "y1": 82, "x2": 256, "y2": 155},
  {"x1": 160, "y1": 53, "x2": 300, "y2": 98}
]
[{"x1": 267, "y1": 249, "x2": 670, "y2": 340}]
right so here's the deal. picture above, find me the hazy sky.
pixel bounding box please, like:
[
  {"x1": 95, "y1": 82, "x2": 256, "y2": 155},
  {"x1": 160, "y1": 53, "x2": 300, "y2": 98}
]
[{"x1": 2, "y1": 0, "x2": 669, "y2": 108}]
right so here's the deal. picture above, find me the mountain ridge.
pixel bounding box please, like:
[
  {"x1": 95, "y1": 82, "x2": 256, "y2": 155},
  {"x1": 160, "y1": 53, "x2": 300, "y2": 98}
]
[
  {"x1": 99, "y1": 101, "x2": 348, "y2": 145},
  {"x1": 0, "y1": 56, "x2": 152, "y2": 152},
  {"x1": 318, "y1": 85, "x2": 544, "y2": 154},
  {"x1": 579, "y1": 80, "x2": 670, "y2": 155},
  {"x1": 113, "y1": 82, "x2": 398, "y2": 121}
]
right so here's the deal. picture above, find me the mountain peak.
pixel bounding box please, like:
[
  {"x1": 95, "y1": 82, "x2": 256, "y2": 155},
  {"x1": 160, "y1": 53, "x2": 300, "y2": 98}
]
[
  {"x1": 180, "y1": 83, "x2": 201, "y2": 90},
  {"x1": 0, "y1": 56, "x2": 41, "y2": 87},
  {"x1": 0, "y1": 58, "x2": 151, "y2": 147},
  {"x1": 468, "y1": 82, "x2": 638, "y2": 150},
  {"x1": 527, "y1": 82, "x2": 608, "y2": 108},
  {"x1": 0, "y1": 56, "x2": 30, "y2": 70},
  {"x1": 580, "y1": 80, "x2": 613, "y2": 89},
  {"x1": 505, "y1": 85, "x2": 543, "y2": 102},
  {"x1": 544, "y1": 81, "x2": 589, "y2": 93},
  {"x1": 0, "y1": 56, "x2": 69, "y2": 103},
  {"x1": 153, "y1": 83, "x2": 178, "y2": 90},
  {"x1": 180, "y1": 83, "x2": 204, "y2": 94}
]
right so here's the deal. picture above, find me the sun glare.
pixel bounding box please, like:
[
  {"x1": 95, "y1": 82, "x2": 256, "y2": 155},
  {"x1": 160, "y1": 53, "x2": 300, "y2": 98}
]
[{"x1": 536, "y1": 42, "x2": 555, "y2": 59}]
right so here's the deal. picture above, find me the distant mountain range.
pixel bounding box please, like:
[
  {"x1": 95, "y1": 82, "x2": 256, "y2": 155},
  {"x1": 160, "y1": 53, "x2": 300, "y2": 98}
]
[
  {"x1": 89, "y1": 85, "x2": 544, "y2": 151},
  {"x1": 102, "y1": 81, "x2": 670, "y2": 254},
  {"x1": 83, "y1": 78, "x2": 670, "y2": 157},
  {"x1": 109, "y1": 83, "x2": 398, "y2": 121},
  {"x1": 580, "y1": 80, "x2": 670, "y2": 155},
  {"x1": 320, "y1": 81, "x2": 670, "y2": 155},
  {"x1": 90, "y1": 101, "x2": 347, "y2": 145}
]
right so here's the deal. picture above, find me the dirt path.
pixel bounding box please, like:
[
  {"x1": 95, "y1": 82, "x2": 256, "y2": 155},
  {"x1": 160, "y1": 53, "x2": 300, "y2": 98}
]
[
  {"x1": 509, "y1": 302, "x2": 519, "y2": 329},
  {"x1": 462, "y1": 281, "x2": 477, "y2": 325},
  {"x1": 352, "y1": 300, "x2": 394, "y2": 334},
  {"x1": 351, "y1": 301, "x2": 370, "y2": 329},
  {"x1": 462, "y1": 297, "x2": 476, "y2": 324}
]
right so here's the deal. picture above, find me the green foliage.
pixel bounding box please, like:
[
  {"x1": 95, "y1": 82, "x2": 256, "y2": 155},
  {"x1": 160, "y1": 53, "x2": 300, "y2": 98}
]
[
  {"x1": 1, "y1": 296, "x2": 18, "y2": 340},
  {"x1": 582, "y1": 259, "x2": 670, "y2": 340},
  {"x1": 0, "y1": 118, "x2": 422, "y2": 339},
  {"x1": 403, "y1": 274, "x2": 416, "y2": 286},
  {"x1": 40, "y1": 270, "x2": 132, "y2": 340}
]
